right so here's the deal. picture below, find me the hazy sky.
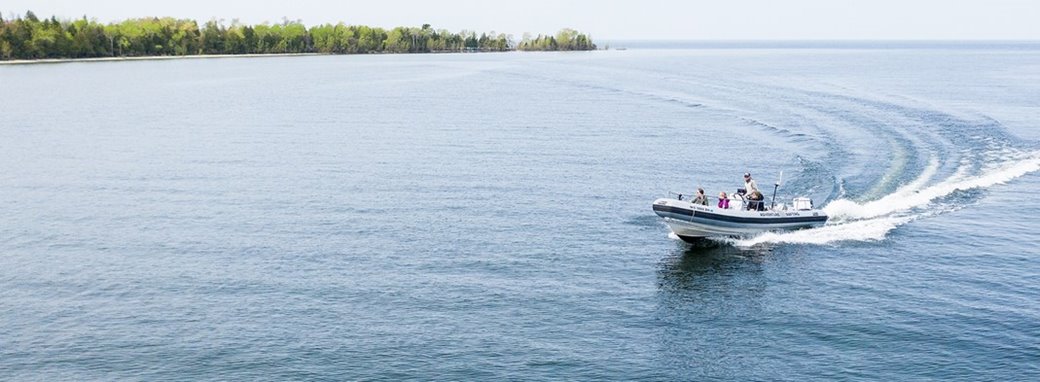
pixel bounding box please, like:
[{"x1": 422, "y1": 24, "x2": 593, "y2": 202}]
[{"x1": 5, "y1": 0, "x2": 1038, "y2": 40}]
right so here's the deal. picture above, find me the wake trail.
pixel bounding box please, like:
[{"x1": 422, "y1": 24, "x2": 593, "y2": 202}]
[
  {"x1": 825, "y1": 152, "x2": 1040, "y2": 221},
  {"x1": 728, "y1": 150, "x2": 1040, "y2": 248},
  {"x1": 591, "y1": 63, "x2": 1037, "y2": 248}
]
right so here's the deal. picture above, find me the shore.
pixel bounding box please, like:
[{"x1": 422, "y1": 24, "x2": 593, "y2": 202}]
[
  {"x1": 0, "y1": 53, "x2": 326, "y2": 65},
  {"x1": 0, "y1": 50, "x2": 557, "y2": 65},
  {"x1": 0, "y1": 49, "x2": 602, "y2": 66}
]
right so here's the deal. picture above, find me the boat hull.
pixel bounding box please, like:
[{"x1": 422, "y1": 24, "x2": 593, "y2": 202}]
[{"x1": 653, "y1": 198, "x2": 827, "y2": 239}]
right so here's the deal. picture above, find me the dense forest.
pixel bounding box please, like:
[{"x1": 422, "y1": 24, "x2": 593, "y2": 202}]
[{"x1": 0, "y1": 11, "x2": 596, "y2": 60}]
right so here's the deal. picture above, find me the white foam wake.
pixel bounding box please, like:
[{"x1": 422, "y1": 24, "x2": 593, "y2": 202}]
[
  {"x1": 825, "y1": 153, "x2": 1040, "y2": 221},
  {"x1": 726, "y1": 216, "x2": 913, "y2": 247},
  {"x1": 729, "y1": 151, "x2": 1040, "y2": 248}
]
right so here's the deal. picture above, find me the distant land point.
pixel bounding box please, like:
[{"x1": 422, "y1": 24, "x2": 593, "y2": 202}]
[{"x1": 0, "y1": 10, "x2": 596, "y2": 62}]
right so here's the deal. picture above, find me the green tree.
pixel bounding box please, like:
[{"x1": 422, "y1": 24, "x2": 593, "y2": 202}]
[
  {"x1": 384, "y1": 27, "x2": 410, "y2": 53},
  {"x1": 225, "y1": 22, "x2": 247, "y2": 54},
  {"x1": 201, "y1": 20, "x2": 225, "y2": 54}
]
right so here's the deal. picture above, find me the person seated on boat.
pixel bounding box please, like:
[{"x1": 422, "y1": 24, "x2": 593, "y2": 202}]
[
  {"x1": 717, "y1": 192, "x2": 730, "y2": 209},
  {"x1": 747, "y1": 190, "x2": 766, "y2": 211},
  {"x1": 692, "y1": 188, "x2": 708, "y2": 206},
  {"x1": 743, "y1": 172, "x2": 765, "y2": 211}
]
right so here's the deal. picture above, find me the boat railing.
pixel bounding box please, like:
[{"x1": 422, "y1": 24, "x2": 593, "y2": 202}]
[{"x1": 669, "y1": 191, "x2": 792, "y2": 211}]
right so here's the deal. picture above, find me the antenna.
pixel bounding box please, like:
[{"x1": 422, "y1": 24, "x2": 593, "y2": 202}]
[{"x1": 771, "y1": 171, "x2": 783, "y2": 209}]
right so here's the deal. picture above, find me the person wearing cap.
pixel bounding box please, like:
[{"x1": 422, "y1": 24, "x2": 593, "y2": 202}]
[
  {"x1": 743, "y1": 173, "x2": 759, "y2": 194},
  {"x1": 744, "y1": 173, "x2": 764, "y2": 210}
]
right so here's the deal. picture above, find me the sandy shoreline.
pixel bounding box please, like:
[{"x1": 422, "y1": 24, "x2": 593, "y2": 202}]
[{"x1": 0, "y1": 53, "x2": 324, "y2": 65}]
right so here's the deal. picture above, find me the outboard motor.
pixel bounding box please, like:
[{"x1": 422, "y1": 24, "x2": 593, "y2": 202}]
[{"x1": 792, "y1": 197, "x2": 814, "y2": 211}]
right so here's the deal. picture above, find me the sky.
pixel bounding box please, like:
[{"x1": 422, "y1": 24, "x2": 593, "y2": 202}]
[{"x1": 4, "y1": 0, "x2": 1039, "y2": 41}]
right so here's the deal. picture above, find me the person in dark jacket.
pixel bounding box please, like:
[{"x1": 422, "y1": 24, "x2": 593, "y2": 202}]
[
  {"x1": 744, "y1": 172, "x2": 765, "y2": 210},
  {"x1": 692, "y1": 187, "x2": 709, "y2": 206}
]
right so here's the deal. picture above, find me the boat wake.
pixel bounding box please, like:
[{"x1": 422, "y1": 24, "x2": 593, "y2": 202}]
[
  {"x1": 725, "y1": 150, "x2": 1040, "y2": 248},
  {"x1": 551, "y1": 56, "x2": 1039, "y2": 249},
  {"x1": 629, "y1": 67, "x2": 1040, "y2": 249}
]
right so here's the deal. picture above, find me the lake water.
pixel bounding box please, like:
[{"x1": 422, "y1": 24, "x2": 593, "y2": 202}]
[{"x1": 2, "y1": 44, "x2": 1039, "y2": 380}]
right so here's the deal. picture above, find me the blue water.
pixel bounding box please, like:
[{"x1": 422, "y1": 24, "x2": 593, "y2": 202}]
[{"x1": 2, "y1": 45, "x2": 1039, "y2": 380}]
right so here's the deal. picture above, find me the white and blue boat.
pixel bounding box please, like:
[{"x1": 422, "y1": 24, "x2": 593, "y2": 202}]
[{"x1": 653, "y1": 193, "x2": 827, "y2": 242}]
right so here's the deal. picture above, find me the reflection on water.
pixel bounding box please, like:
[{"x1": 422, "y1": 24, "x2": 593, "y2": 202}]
[
  {"x1": 654, "y1": 241, "x2": 781, "y2": 317},
  {"x1": 657, "y1": 242, "x2": 771, "y2": 291}
]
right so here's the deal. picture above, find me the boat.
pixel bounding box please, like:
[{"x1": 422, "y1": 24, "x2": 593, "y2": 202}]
[{"x1": 652, "y1": 192, "x2": 827, "y2": 242}]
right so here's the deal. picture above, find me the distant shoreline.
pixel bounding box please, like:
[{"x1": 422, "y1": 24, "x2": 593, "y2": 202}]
[
  {"x1": 0, "y1": 11, "x2": 595, "y2": 63},
  {"x1": 0, "y1": 52, "x2": 530, "y2": 66},
  {"x1": 0, "y1": 53, "x2": 326, "y2": 65},
  {"x1": 0, "y1": 49, "x2": 605, "y2": 66},
  {"x1": 600, "y1": 39, "x2": 1040, "y2": 50}
]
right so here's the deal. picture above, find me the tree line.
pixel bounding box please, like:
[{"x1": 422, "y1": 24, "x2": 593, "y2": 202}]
[
  {"x1": 0, "y1": 11, "x2": 596, "y2": 60},
  {"x1": 517, "y1": 29, "x2": 595, "y2": 51}
]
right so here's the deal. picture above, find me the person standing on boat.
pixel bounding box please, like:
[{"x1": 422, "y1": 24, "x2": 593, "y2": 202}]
[
  {"x1": 692, "y1": 188, "x2": 709, "y2": 206},
  {"x1": 744, "y1": 172, "x2": 765, "y2": 210}
]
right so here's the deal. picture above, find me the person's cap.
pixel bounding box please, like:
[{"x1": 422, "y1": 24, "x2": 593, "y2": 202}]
[{"x1": 744, "y1": 172, "x2": 751, "y2": 177}]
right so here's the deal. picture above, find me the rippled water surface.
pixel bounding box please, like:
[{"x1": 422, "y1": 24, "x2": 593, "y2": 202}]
[{"x1": 2, "y1": 45, "x2": 1039, "y2": 380}]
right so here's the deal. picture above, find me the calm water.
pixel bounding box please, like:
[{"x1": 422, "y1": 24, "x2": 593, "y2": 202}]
[{"x1": 2, "y1": 45, "x2": 1039, "y2": 380}]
